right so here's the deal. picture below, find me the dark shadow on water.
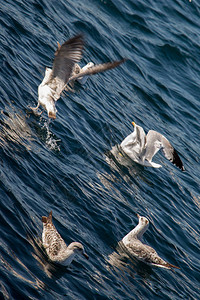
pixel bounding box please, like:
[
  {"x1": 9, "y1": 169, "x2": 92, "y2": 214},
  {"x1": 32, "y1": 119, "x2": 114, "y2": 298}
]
[{"x1": 107, "y1": 242, "x2": 155, "y2": 283}]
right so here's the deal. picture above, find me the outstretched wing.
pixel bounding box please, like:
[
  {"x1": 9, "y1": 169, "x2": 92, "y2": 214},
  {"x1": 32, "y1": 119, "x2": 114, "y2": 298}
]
[
  {"x1": 49, "y1": 34, "x2": 84, "y2": 99},
  {"x1": 68, "y1": 59, "x2": 126, "y2": 82},
  {"x1": 145, "y1": 130, "x2": 185, "y2": 171}
]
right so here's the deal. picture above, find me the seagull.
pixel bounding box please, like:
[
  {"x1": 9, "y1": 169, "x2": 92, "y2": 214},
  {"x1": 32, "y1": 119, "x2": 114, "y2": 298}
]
[
  {"x1": 120, "y1": 122, "x2": 185, "y2": 171},
  {"x1": 122, "y1": 214, "x2": 179, "y2": 269},
  {"x1": 31, "y1": 34, "x2": 125, "y2": 119},
  {"x1": 41, "y1": 211, "x2": 89, "y2": 266}
]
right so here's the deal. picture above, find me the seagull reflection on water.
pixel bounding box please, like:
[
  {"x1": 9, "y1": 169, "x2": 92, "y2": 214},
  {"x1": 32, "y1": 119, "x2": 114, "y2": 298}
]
[
  {"x1": 105, "y1": 145, "x2": 153, "y2": 187},
  {"x1": 29, "y1": 234, "x2": 71, "y2": 280}
]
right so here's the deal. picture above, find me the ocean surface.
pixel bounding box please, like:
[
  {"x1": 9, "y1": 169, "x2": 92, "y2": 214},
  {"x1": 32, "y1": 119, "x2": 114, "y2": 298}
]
[{"x1": 0, "y1": 0, "x2": 200, "y2": 299}]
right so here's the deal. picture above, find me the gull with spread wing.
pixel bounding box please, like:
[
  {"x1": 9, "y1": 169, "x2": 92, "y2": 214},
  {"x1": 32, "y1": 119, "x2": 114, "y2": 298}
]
[
  {"x1": 120, "y1": 122, "x2": 185, "y2": 171},
  {"x1": 31, "y1": 34, "x2": 125, "y2": 119}
]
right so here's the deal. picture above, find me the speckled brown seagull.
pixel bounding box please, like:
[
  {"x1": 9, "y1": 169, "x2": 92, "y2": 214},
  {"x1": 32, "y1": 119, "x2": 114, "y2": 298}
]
[
  {"x1": 42, "y1": 211, "x2": 88, "y2": 266},
  {"x1": 122, "y1": 214, "x2": 179, "y2": 269},
  {"x1": 31, "y1": 34, "x2": 125, "y2": 119},
  {"x1": 120, "y1": 122, "x2": 185, "y2": 171}
]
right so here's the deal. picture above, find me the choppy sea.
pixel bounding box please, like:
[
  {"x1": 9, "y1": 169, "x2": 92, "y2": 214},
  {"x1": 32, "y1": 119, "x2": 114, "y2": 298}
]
[{"x1": 0, "y1": 0, "x2": 200, "y2": 299}]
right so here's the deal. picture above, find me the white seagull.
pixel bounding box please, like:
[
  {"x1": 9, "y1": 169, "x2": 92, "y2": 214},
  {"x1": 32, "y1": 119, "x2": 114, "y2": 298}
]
[
  {"x1": 122, "y1": 214, "x2": 179, "y2": 269},
  {"x1": 120, "y1": 122, "x2": 185, "y2": 171},
  {"x1": 41, "y1": 211, "x2": 89, "y2": 266},
  {"x1": 31, "y1": 34, "x2": 125, "y2": 119}
]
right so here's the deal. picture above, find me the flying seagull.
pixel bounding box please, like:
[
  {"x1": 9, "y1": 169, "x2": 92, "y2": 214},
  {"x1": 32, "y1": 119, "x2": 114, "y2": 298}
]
[
  {"x1": 120, "y1": 122, "x2": 185, "y2": 171},
  {"x1": 31, "y1": 34, "x2": 125, "y2": 119},
  {"x1": 122, "y1": 214, "x2": 179, "y2": 269},
  {"x1": 42, "y1": 211, "x2": 88, "y2": 266}
]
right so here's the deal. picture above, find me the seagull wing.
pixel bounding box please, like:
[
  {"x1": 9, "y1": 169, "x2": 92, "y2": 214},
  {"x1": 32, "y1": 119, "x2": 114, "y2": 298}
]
[
  {"x1": 68, "y1": 59, "x2": 126, "y2": 82},
  {"x1": 42, "y1": 219, "x2": 67, "y2": 257},
  {"x1": 145, "y1": 130, "x2": 185, "y2": 171},
  {"x1": 126, "y1": 240, "x2": 178, "y2": 269},
  {"x1": 49, "y1": 34, "x2": 84, "y2": 100},
  {"x1": 125, "y1": 239, "x2": 159, "y2": 262}
]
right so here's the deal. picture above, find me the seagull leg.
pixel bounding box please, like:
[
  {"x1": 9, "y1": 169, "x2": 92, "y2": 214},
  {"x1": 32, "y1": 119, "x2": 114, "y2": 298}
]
[
  {"x1": 37, "y1": 110, "x2": 43, "y2": 116},
  {"x1": 29, "y1": 103, "x2": 43, "y2": 116},
  {"x1": 30, "y1": 102, "x2": 40, "y2": 111}
]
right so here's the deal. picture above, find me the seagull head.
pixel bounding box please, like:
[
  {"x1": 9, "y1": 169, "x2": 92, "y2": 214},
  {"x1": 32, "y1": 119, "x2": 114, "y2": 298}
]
[
  {"x1": 136, "y1": 213, "x2": 149, "y2": 238},
  {"x1": 137, "y1": 213, "x2": 149, "y2": 227},
  {"x1": 81, "y1": 62, "x2": 94, "y2": 72},
  {"x1": 132, "y1": 121, "x2": 137, "y2": 133},
  {"x1": 68, "y1": 242, "x2": 89, "y2": 260}
]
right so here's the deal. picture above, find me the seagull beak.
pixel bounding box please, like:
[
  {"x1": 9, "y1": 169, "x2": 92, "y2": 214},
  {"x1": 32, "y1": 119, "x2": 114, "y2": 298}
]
[
  {"x1": 132, "y1": 122, "x2": 135, "y2": 127},
  {"x1": 83, "y1": 252, "x2": 89, "y2": 260},
  {"x1": 136, "y1": 213, "x2": 140, "y2": 219}
]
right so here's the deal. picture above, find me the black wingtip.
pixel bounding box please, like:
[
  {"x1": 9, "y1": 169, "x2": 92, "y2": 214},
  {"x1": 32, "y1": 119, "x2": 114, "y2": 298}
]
[{"x1": 172, "y1": 149, "x2": 185, "y2": 171}]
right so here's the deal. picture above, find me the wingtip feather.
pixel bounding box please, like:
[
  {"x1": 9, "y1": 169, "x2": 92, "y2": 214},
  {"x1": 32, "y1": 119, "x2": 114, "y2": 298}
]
[
  {"x1": 172, "y1": 149, "x2": 185, "y2": 171},
  {"x1": 165, "y1": 262, "x2": 180, "y2": 269}
]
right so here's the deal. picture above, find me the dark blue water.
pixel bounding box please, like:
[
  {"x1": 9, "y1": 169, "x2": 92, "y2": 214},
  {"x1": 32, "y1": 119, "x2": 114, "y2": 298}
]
[{"x1": 0, "y1": 0, "x2": 200, "y2": 299}]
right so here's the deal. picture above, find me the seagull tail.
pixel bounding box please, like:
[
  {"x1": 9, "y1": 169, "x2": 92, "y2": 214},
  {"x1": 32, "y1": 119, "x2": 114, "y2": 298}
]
[
  {"x1": 42, "y1": 211, "x2": 53, "y2": 224},
  {"x1": 164, "y1": 262, "x2": 180, "y2": 269}
]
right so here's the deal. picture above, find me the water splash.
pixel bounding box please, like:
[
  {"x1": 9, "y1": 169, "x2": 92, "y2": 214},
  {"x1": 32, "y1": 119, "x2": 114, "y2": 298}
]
[{"x1": 41, "y1": 119, "x2": 61, "y2": 151}]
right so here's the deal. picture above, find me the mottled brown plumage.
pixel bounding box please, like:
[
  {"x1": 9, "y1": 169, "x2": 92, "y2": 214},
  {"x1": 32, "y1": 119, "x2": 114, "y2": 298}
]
[
  {"x1": 122, "y1": 214, "x2": 179, "y2": 269},
  {"x1": 42, "y1": 211, "x2": 88, "y2": 266}
]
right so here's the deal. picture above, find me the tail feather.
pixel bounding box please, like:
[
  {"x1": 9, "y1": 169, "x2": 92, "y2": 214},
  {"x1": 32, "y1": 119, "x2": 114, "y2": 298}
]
[
  {"x1": 165, "y1": 262, "x2": 180, "y2": 269},
  {"x1": 42, "y1": 211, "x2": 53, "y2": 224}
]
